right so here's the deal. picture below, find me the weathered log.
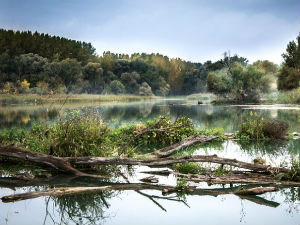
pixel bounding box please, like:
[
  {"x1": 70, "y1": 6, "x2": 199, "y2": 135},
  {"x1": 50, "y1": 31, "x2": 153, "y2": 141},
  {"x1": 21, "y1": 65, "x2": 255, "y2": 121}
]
[
  {"x1": 234, "y1": 186, "x2": 278, "y2": 195},
  {"x1": 0, "y1": 144, "x2": 104, "y2": 178},
  {"x1": 1, "y1": 183, "x2": 282, "y2": 206},
  {"x1": 237, "y1": 195, "x2": 280, "y2": 207},
  {"x1": 139, "y1": 176, "x2": 159, "y2": 183},
  {"x1": 147, "y1": 134, "x2": 219, "y2": 158},
  {"x1": 0, "y1": 144, "x2": 291, "y2": 175},
  {"x1": 70, "y1": 154, "x2": 290, "y2": 174},
  {"x1": 146, "y1": 170, "x2": 300, "y2": 186},
  {"x1": 0, "y1": 183, "x2": 173, "y2": 202}
]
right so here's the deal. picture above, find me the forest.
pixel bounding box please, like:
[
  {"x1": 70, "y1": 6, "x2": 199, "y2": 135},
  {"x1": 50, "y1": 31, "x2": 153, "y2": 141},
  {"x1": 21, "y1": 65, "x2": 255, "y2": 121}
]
[{"x1": 0, "y1": 29, "x2": 299, "y2": 102}]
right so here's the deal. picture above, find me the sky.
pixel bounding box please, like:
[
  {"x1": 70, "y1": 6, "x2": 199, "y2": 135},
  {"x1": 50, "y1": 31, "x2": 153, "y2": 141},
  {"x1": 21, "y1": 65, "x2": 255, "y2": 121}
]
[{"x1": 0, "y1": 0, "x2": 299, "y2": 64}]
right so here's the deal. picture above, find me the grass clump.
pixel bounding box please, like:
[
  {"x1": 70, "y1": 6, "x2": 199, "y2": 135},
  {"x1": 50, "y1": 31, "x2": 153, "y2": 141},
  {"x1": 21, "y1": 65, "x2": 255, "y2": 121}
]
[
  {"x1": 131, "y1": 116, "x2": 197, "y2": 153},
  {"x1": 275, "y1": 159, "x2": 300, "y2": 182},
  {"x1": 236, "y1": 111, "x2": 289, "y2": 140},
  {"x1": 176, "y1": 177, "x2": 188, "y2": 190},
  {"x1": 0, "y1": 111, "x2": 114, "y2": 157},
  {"x1": 1, "y1": 113, "x2": 218, "y2": 157},
  {"x1": 174, "y1": 162, "x2": 205, "y2": 174},
  {"x1": 276, "y1": 89, "x2": 300, "y2": 104}
]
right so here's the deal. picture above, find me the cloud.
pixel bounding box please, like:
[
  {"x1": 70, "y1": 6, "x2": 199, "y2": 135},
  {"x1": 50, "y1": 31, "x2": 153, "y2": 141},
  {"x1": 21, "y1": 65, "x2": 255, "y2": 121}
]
[{"x1": 0, "y1": 0, "x2": 299, "y2": 63}]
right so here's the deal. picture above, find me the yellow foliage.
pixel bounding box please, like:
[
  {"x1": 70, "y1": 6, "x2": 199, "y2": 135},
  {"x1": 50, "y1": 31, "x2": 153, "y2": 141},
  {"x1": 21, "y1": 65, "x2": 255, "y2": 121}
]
[{"x1": 21, "y1": 79, "x2": 30, "y2": 89}]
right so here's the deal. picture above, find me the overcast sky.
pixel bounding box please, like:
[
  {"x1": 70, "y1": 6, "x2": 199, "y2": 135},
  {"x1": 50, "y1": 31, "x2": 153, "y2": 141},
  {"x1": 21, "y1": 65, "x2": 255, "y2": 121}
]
[{"x1": 0, "y1": 0, "x2": 299, "y2": 64}]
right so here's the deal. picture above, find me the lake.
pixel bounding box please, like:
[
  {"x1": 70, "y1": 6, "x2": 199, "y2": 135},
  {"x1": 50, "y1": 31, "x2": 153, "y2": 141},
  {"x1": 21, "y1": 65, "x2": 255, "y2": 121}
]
[{"x1": 0, "y1": 99, "x2": 299, "y2": 225}]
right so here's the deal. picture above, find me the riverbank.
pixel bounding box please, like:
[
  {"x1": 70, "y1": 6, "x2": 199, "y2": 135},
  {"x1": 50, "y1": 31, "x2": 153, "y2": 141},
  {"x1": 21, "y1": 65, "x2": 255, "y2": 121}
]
[{"x1": 0, "y1": 94, "x2": 159, "y2": 105}]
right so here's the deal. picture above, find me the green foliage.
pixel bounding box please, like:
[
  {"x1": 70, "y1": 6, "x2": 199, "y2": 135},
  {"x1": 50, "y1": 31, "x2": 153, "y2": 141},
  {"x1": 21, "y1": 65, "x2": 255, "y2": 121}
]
[
  {"x1": 174, "y1": 162, "x2": 205, "y2": 174},
  {"x1": 207, "y1": 62, "x2": 272, "y2": 103},
  {"x1": 214, "y1": 164, "x2": 232, "y2": 176},
  {"x1": 237, "y1": 112, "x2": 265, "y2": 140},
  {"x1": 49, "y1": 112, "x2": 111, "y2": 157},
  {"x1": 0, "y1": 114, "x2": 209, "y2": 157},
  {"x1": 278, "y1": 33, "x2": 300, "y2": 90},
  {"x1": 132, "y1": 116, "x2": 197, "y2": 153},
  {"x1": 0, "y1": 29, "x2": 95, "y2": 61},
  {"x1": 138, "y1": 82, "x2": 153, "y2": 96},
  {"x1": 105, "y1": 80, "x2": 125, "y2": 94},
  {"x1": 276, "y1": 88, "x2": 300, "y2": 104},
  {"x1": 288, "y1": 159, "x2": 300, "y2": 181},
  {"x1": 176, "y1": 177, "x2": 188, "y2": 190},
  {"x1": 237, "y1": 112, "x2": 289, "y2": 140},
  {"x1": 206, "y1": 70, "x2": 231, "y2": 94},
  {"x1": 275, "y1": 159, "x2": 300, "y2": 182},
  {"x1": 278, "y1": 65, "x2": 300, "y2": 90}
]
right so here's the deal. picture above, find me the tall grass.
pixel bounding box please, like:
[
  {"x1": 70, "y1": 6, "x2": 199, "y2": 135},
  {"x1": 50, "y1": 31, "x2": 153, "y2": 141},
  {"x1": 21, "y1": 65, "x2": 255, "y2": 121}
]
[{"x1": 0, "y1": 94, "x2": 158, "y2": 105}]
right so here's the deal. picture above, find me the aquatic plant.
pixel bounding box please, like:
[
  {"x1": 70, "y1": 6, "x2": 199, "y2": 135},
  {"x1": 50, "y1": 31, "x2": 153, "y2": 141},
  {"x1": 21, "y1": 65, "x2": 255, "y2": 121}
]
[
  {"x1": 236, "y1": 111, "x2": 289, "y2": 140},
  {"x1": 174, "y1": 162, "x2": 205, "y2": 174}
]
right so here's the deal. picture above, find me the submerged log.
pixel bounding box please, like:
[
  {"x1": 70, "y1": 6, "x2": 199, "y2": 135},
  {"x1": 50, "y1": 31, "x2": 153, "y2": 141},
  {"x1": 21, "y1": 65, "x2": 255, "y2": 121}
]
[
  {"x1": 147, "y1": 134, "x2": 219, "y2": 158},
  {"x1": 1, "y1": 182, "x2": 281, "y2": 207},
  {"x1": 234, "y1": 186, "x2": 278, "y2": 195},
  {"x1": 139, "y1": 176, "x2": 159, "y2": 183},
  {"x1": 70, "y1": 154, "x2": 290, "y2": 174},
  {"x1": 0, "y1": 145, "x2": 291, "y2": 175},
  {"x1": 0, "y1": 144, "x2": 104, "y2": 178}
]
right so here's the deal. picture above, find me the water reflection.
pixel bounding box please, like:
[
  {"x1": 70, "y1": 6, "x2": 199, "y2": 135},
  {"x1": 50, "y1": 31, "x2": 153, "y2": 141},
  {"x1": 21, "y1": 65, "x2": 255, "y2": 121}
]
[{"x1": 1, "y1": 100, "x2": 299, "y2": 133}]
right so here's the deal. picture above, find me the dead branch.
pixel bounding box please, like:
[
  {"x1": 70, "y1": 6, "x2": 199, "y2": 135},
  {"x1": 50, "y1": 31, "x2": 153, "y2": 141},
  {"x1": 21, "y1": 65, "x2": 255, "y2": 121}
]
[
  {"x1": 146, "y1": 134, "x2": 219, "y2": 158},
  {"x1": 234, "y1": 186, "x2": 278, "y2": 195},
  {"x1": 0, "y1": 144, "x2": 104, "y2": 178}
]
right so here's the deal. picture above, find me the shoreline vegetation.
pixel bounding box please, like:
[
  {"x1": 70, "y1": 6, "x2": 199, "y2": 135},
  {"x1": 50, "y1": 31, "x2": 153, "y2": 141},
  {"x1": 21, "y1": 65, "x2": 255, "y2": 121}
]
[
  {"x1": 1, "y1": 29, "x2": 299, "y2": 105},
  {"x1": 1, "y1": 88, "x2": 300, "y2": 106},
  {"x1": 0, "y1": 114, "x2": 299, "y2": 203},
  {"x1": 0, "y1": 93, "x2": 158, "y2": 105}
]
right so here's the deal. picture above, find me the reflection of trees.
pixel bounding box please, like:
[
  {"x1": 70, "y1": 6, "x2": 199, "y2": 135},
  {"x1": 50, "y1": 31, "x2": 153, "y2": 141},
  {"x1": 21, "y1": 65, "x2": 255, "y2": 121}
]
[
  {"x1": 45, "y1": 192, "x2": 115, "y2": 225},
  {"x1": 0, "y1": 108, "x2": 59, "y2": 129},
  {"x1": 280, "y1": 187, "x2": 300, "y2": 215},
  {"x1": 238, "y1": 140, "x2": 300, "y2": 158}
]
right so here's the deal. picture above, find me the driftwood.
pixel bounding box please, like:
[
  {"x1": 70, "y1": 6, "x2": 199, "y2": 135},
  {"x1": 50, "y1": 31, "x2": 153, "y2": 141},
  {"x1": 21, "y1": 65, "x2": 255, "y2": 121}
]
[
  {"x1": 1, "y1": 181, "x2": 281, "y2": 208},
  {"x1": 0, "y1": 145, "x2": 291, "y2": 176},
  {"x1": 69, "y1": 155, "x2": 290, "y2": 174},
  {"x1": 0, "y1": 144, "x2": 104, "y2": 178},
  {"x1": 146, "y1": 134, "x2": 219, "y2": 158},
  {"x1": 144, "y1": 170, "x2": 300, "y2": 186},
  {"x1": 234, "y1": 186, "x2": 278, "y2": 195}
]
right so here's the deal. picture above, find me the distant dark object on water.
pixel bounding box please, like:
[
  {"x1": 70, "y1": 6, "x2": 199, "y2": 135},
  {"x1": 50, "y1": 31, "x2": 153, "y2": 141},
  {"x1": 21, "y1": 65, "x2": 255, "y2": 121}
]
[{"x1": 198, "y1": 101, "x2": 203, "y2": 105}]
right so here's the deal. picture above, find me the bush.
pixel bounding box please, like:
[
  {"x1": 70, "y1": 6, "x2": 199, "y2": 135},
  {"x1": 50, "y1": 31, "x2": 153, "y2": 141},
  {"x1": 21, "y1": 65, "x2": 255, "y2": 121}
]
[
  {"x1": 277, "y1": 88, "x2": 300, "y2": 104},
  {"x1": 174, "y1": 162, "x2": 205, "y2": 174},
  {"x1": 237, "y1": 112, "x2": 289, "y2": 140},
  {"x1": 49, "y1": 112, "x2": 111, "y2": 157},
  {"x1": 132, "y1": 116, "x2": 196, "y2": 153},
  {"x1": 262, "y1": 120, "x2": 289, "y2": 139}
]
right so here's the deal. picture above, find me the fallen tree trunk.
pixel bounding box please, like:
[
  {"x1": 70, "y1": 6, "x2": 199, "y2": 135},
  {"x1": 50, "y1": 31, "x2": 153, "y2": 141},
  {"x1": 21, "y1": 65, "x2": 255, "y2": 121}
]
[
  {"x1": 70, "y1": 154, "x2": 290, "y2": 174},
  {"x1": 144, "y1": 170, "x2": 300, "y2": 186},
  {"x1": 0, "y1": 144, "x2": 290, "y2": 175},
  {"x1": 0, "y1": 145, "x2": 104, "y2": 178},
  {"x1": 146, "y1": 134, "x2": 219, "y2": 158},
  {"x1": 234, "y1": 186, "x2": 278, "y2": 195},
  {"x1": 1, "y1": 182, "x2": 281, "y2": 207}
]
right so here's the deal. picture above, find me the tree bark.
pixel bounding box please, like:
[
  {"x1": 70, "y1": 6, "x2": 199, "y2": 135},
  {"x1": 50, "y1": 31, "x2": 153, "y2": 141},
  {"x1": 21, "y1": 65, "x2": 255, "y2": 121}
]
[
  {"x1": 0, "y1": 144, "x2": 104, "y2": 178},
  {"x1": 234, "y1": 186, "x2": 278, "y2": 195},
  {"x1": 70, "y1": 154, "x2": 290, "y2": 174},
  {"x1": 146, "y1": 134, "x2": 219, "y2": 158}
]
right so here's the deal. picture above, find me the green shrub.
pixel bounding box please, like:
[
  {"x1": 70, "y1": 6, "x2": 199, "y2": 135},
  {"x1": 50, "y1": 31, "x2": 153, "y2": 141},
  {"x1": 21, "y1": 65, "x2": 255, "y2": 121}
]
[
  {"x1": 277, "y1": 88, "x2": 300, "y2": 104},
  {"x1": 132, "y1": 116, "x2": 197, "y2": 153},
  {"x1": 49, "y1": 112, "x2": 111, "y2": 157},
  {"x1": 174, "y1": 162, "x2": 205, "y2": 174},
  {"x1": 237, "y1": 111, "x2": 265, "y2": 140},
  {"x1": 237, "y1": 112, "x2": 289, "y2": 140}
]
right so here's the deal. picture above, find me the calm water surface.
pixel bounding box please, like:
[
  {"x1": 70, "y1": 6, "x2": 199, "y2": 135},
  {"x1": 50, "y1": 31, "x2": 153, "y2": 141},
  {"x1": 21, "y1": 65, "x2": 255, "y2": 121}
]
[{"x1": 0, "y1": 99, "x2": 299, "y2": 225}]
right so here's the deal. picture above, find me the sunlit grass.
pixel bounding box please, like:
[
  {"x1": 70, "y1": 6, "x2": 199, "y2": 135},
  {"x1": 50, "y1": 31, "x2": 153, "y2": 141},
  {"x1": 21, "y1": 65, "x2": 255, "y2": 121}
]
[{"x1": 0, "y1": 94, "x2": 159, "y2": 105}]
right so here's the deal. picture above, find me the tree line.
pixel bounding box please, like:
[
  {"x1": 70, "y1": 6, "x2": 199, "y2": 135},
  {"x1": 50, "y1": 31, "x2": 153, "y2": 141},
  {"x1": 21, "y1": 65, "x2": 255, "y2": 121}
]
[{"x1": 0, "y1": 29, "x2": 299, "y2": 99}]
